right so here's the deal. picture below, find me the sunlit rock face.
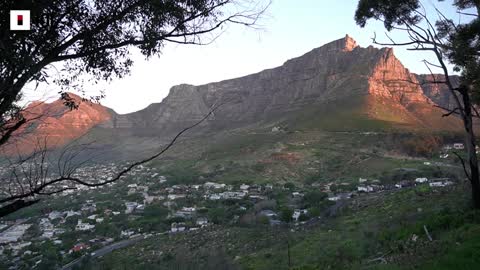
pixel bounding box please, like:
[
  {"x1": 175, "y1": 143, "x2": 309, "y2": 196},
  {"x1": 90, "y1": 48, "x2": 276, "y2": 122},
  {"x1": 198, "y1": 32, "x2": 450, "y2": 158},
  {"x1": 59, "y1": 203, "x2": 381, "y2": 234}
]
[
  {"x1": 6, "y1": 35, "x2": 463, "y2": 155},
  {"x1": 111, "y1": 34, "x2": 459, "y2": 132},
  {"x1": 4, "y1": 94, "x2": 111, "y2": 154}
]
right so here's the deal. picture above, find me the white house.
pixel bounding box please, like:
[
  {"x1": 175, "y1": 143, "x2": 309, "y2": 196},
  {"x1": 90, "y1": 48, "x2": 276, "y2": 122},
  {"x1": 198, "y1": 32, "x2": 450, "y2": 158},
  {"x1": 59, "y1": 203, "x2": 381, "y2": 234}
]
[
  {"x1": 358, "y1": 178, "x2": 367, "y2": 183},
  {"x1": 75, "y1": 220, "x2": 95, "y2": 231},
  {"x1": 125, "y1": 202, "x2": 138, "y2": 214},
  {"x1": 292, "y1": 209, "x2": 308, "y2": 221},
  {"x1": 357, "y1": 186, "x2": 373, "y2": 193},
  {"x1": 429, "y1": 181, "x2": 454, "y2": 187},
  {"x1": 240, "y1": 184, "x2": 250, "y2": 191},
  {"x1": 204, "y1": 182, "x2": 226, "y2": 189},
  {"x1": 415, "y1": 178, "x2": 428, "y2": 184},
  {"x1": 167, "y1": 194, "x2": 186, "y2": 200},
  {"x1": 208, "y1": 194, "x2": 221, "y2": 200},
  {"x1": 454, "y1": 143, "x2": 465, "y2": 150},
  {"x1": 292, "y1": 192, "x2": 304, "y2": 198},
  {"x1": 196, "y1": 217, "x2": 208, "y2": 226},
  {"x1": 171, "y1": 222, "x2": 186, "y2": 233}
]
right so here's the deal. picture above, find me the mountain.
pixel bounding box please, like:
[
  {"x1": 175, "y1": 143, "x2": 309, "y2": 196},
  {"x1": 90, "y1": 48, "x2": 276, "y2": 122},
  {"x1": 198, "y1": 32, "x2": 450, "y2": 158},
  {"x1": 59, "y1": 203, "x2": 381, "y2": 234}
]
[
  {"x1": 3, "y1": 94, "x2": 111, "y2": 155},
  {"x1": 4, "y1": 35, "x2": 463, "y2": 155},
  {"x1": 105, "y1": 35, "x2": 461, "y2": 133}
]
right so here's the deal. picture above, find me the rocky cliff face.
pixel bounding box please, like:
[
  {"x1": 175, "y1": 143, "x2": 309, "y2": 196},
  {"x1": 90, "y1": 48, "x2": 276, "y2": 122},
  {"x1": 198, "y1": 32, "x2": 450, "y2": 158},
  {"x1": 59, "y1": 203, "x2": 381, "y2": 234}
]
[{"x1": 107, "y1": 35, "x2": 460, "y2": 134}]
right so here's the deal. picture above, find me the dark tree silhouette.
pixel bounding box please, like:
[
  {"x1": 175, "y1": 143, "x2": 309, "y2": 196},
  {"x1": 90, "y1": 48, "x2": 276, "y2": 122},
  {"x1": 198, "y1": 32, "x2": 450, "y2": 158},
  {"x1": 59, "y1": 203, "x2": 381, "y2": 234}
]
[
  {"x1": 0, "y1": 0, "x2": 269, "y2": 217},
  {"x1": 355, "y1": 0, "x2": 480, "y2": 207}
]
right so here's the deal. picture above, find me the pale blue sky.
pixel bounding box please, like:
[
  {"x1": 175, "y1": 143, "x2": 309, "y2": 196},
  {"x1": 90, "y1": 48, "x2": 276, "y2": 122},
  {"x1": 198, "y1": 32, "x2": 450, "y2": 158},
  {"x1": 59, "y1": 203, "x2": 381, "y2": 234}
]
[{"x1": 25, "y1": 0, "x2": 467, "y2": 114}]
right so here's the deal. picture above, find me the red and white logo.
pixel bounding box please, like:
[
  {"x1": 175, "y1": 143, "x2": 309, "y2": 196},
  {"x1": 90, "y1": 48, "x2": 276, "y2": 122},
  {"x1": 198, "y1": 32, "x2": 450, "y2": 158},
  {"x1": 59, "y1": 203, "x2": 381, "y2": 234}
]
[{"x1": 10, "y1": 10, "x2": 30, "y2": 31}]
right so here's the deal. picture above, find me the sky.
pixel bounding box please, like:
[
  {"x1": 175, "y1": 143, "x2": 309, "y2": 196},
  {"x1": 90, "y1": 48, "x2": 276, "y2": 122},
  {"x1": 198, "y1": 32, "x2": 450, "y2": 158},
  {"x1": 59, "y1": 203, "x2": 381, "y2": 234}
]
[{"x1": 23, "y1": 0, "x2": 469, "y2": 114}]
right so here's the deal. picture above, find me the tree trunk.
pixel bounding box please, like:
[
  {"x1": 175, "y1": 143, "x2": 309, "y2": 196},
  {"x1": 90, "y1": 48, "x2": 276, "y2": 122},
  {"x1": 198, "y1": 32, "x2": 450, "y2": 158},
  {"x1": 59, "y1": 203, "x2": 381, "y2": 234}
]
[{"x1": 461, "y1": 89, "x2": 480, "y2": 208}]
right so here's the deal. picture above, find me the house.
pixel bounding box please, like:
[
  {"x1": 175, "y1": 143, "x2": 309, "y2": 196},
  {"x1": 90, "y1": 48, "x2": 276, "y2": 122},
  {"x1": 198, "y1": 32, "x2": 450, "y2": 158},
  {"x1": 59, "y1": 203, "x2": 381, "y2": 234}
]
[
  {"x1": 443, "y1": 144, "x2": 453, "y2": 151},
  {"x1": 357, "y1": 186, "x2": 374, "y2": 193},
  {"x1": 70, "y1": 243, "x2": 90, "y2": 253},
  {"x1": 292, "y1": 192, "x2": 304, "y2": 198},
  {"x1": 167, "y1": 194, "x2": 186, "y2": 200},
  {"x1": 327, "y1": 192, "x2": 352, "y2": 201},
  {"x1": 415, "y1": 178, "x2": 428, "y2": 184},
  {"x1": 121, "y1": 230, "x2": 135, "y2": 238},
  {"x1": 240, "y1": 184, "x2": 250, "y2": 191},
  {"x1": 454, "y1": 143, "x2": 465, "y2": 150},
  {"x1": 204, "y1": 182, "x2": 226, "y2": 189},
  {"x1": 135, "y1": 204, "x2": 145, "y2": 213},
  {"x1": 75, "y1": 220, "x2": 95, "y2": 231},
  {"x1": 125, "y1": 202, "x2": 139, "y2": 214},
  {"x1": 292, "y1": 209, "x2": 308, "y2": 221},
  {"x1": 171, "y1": 222, "x2": 186, "y2": 233},
  {"x1": 395, "y1": 181, "x2": 413, "y2": 188},
  {"x1": 48, "y1": 211, "x2": 62, "y2": 220},
  {"x1": 174, "y1": 207, "x2": 196, "y2": 218},
  {"x1": 220, "y1": 191, "x2": 247, "y2": 200},
  {"x1": 429, "y1": 181, "x2": 454, "y2": 187},
  {"x1": 196, "y1": 217, "x2": 208, "y2": 226},
  {"x1": 208, "y1": 194, "x2": 221, "y2": 200},
  {"x1": 64, "y1": 210, "x2": 81, "y2": 218},
  {"x1": 159, "y1": 176, "x2": 167, "y2": 183},
  {"x1": 358, "y1": 178, "x2": 368, "y2": 183}
]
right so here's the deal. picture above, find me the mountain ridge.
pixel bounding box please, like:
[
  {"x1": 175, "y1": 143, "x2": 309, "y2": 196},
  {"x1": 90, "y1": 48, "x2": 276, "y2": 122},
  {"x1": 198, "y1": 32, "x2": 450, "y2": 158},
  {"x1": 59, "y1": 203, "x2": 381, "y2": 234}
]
[{"x1": 5, "y1": 35, "x2": 463, "y2": 155}]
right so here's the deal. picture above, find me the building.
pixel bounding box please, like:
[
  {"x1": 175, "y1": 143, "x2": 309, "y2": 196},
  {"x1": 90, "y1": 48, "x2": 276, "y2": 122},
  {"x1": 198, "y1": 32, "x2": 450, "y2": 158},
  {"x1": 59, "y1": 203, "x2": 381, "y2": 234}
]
[
  {"x1": 204, "y1": 182, "x2": 226, "y2": 189},
  {"x1": 415, "y1": 178, "x2": 428, "y2": 184},
  {"x1": 125, "y1": 202, "x2": 139, "y2": 214},
  {"x1": 196, "y1": 217, "x2": 208, "y2": 226},
  {"x1": 75, "y1": 220, "x2": 95, "y2": 231},
  {"x1": 454, "y1": 143, "x2": 465, "y2": 150},
  {"x1": 70, "y1": 243, "x2": 90, "y2": 253},
  {"x1": 171, "y1": 222, "x2": 186, "y2": 233},
  {"x1": 357, "y1": 186, "x2": 374, "y2": 193},
  {"x1": 292, "y1": 209, "x2": 308, "y2": 222}
]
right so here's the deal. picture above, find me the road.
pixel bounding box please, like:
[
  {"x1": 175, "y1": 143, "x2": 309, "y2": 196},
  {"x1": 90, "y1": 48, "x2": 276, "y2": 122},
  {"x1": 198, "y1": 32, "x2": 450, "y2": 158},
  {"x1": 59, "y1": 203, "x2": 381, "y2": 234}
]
[{"x1": 61, "y1": 234, "x2": 148, "y2": 270}]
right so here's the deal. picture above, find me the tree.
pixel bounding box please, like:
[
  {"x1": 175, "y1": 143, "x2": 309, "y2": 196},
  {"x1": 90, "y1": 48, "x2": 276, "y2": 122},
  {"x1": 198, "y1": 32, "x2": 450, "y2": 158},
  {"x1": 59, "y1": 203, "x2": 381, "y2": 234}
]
[
  {"x1": 279, "y1": 207, "x2": 293, "y2": 222},
  {"x1": 304, "y1": 190, "x2": 328, "y2": 207},
  {"x1": 0, "y1": 0, "x2": 269, "y2": 217},
  {"x1": 355, "y1": 0, "x2": 480, "y2": 208}
]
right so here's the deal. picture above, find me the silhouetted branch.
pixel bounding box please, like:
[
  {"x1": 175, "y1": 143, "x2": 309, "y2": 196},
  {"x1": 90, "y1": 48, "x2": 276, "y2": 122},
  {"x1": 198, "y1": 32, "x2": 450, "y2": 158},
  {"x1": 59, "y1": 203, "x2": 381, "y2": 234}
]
[{"x1": 453, "y1": 151, "x2": 471, "y2": 181}]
